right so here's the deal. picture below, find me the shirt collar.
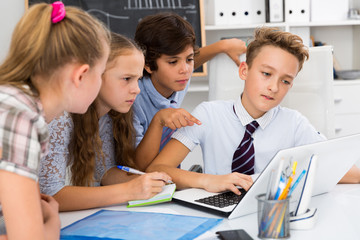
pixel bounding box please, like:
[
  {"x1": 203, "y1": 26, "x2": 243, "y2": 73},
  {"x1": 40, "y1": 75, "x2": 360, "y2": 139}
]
[
  {"x1": 233, "y1": 95, "x2": 276, "y2": 129},
  {"x1": 142, "y1": 76, "x2": 178, "y2": 108}
]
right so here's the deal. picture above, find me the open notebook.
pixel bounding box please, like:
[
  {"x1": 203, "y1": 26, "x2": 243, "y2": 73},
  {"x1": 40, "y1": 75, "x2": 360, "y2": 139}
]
[
  {"x1": 127, "y1": 183, "x2": 176, "y2": 207},
  {"x1": 173, "y1": 133, "x2": 360, "y2": 219}
]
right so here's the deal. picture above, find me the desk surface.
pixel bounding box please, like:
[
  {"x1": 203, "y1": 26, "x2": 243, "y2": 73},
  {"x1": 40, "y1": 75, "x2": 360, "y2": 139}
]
[{"x1": 60, "y1": 184, "x2": 360, "y2": 240}]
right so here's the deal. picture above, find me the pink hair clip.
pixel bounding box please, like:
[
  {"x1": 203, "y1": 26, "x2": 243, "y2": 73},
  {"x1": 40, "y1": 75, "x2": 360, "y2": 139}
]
[{"x1": 51, "y1": 1, "x2": 66, "y2": 24}]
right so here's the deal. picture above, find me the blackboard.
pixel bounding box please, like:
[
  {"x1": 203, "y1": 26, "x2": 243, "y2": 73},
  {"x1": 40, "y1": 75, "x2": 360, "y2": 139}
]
[{"x1": 27, "y1": 0, "x2": 206, "y2": 76}]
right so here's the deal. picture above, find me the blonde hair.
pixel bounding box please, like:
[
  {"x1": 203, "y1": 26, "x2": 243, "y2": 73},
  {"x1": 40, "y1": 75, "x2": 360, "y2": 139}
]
[
  {"x1": 69, "y1": 33, "x2": 142, "y2": 186},
  {"x1": 0, "y1": 3, "x2": 110, "y2": 96},
  {"x1": 246, "y1": 27, "x2": 309, "y2": 72}
]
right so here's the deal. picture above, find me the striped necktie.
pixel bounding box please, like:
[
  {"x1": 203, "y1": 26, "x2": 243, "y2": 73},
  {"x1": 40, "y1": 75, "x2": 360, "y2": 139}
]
[
  {"x1": 232, "y1": 120, "x2": 259, "y2": 175},
  {"x1": 159, "y1": 100, "x2": 177, "y2": 150}
]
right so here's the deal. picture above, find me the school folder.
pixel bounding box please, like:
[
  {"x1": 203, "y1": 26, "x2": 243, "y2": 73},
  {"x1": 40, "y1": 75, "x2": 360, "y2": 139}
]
[
  {"x1": 60, "y1": 210, "x2": 223, "y2": 240},
  {"x1": 127, "y1": 183, "x2": 176, "y2": 207},
  {"x1": 266, "y1": 0, "x2": 284, "y2": 23}
]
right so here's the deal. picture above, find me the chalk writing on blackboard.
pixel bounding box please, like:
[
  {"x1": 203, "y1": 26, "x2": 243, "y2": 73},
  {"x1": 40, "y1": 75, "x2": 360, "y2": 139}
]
[{"x1": 28, "y1": 0, "x2": 206, "y2": 75}]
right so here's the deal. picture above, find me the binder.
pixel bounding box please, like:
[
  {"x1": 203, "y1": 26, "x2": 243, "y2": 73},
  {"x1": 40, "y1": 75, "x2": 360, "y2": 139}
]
[
  {"x1": 266, "y1": 0, "x2": 284, "y2": 23},
  {"x1": 239, "y1": 0, "x2": 266, "y2": 24},
  {"x1": 311, "y1": 0, "x2": 349, "y2": 22},
  {"x1": 205, "y1": 0, "x2": 232, "y2": 26},
  {"x1": 285, "y1": 0, "x2": 310, "y2": 23}
]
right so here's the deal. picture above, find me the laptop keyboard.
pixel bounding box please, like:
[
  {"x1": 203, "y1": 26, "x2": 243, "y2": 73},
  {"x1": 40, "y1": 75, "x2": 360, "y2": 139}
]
[{"x1": 195, "y1": 189, "x2": 247, "y2": 208}]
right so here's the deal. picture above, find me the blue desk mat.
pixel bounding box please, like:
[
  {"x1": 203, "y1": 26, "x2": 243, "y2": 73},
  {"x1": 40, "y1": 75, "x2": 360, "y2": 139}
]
[{"x1": 60, "y1": 209, "x2": 223, "y2": 240}]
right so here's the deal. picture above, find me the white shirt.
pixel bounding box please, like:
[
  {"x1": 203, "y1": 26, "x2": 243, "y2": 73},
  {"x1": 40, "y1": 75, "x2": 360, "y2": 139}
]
[{"x1": 172, "y1": 96, "x2": 326, "y2": 174}]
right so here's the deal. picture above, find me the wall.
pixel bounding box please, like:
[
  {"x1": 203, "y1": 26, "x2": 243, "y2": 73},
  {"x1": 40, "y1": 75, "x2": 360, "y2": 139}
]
[{"x1": 0, "y1": 0, "x2": 24, "y2": 62}]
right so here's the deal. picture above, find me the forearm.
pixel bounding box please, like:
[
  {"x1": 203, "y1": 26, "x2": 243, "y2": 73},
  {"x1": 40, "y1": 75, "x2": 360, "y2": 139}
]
[
  {"x1": 194, "y1": 41, "x2": 223, "y2": 70},
  {"x1": 135, "y1": 115, "x2": 163, "y2": 170},
  {"x1": 339, "y1": 165, "x2": 360, "y2": 184},
  {"x1": 43, "y1": 217, "x2": 60, "y2": 240},
  {"x1": 53, "y1": 184, "x2": 133, "y2": 211},
  {"x1": 147, "y1": 163, "x2": 206, "y2": 189},
  {"x1": 101, "y1": 167, "x2": 137, "y2": 185}
]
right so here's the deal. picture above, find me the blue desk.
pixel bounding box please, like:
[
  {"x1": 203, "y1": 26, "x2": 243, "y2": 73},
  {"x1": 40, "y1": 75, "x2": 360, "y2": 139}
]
[{"x1": 60, "y1": 184, "x2": 360, "y2": 239}]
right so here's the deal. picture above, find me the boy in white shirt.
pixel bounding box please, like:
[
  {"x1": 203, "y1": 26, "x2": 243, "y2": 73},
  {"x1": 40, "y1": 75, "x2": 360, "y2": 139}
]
[{"x1": 147, "y1": 27, "x2": 360, "y2": 195}]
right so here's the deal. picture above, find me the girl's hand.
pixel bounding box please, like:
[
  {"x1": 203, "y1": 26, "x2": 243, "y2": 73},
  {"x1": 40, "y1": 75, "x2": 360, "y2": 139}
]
[
  {"x1": 156, "y1": 108, "x2": 201, "y2": 130},
  {"x1": 126, "y1": 172, "x2": 172, "y2": 200},
  {"x1": 202, "y1": 173, "x2": 253, "y2": 195},
  {"x1": 40, "y1": 194, "x2": 60, "y2": 224}
]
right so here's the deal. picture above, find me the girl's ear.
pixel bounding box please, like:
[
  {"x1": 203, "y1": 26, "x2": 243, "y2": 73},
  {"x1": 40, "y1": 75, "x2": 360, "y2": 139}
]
[
  {"x1": 144, "y1": 64, "x2": 153, "y2": 75},
  {"x1": 72, "y1": 64, "x2": 90, "y2": 87},
  {"x1": 238, "y1": 61, "x2": 248, "y2": 81}
]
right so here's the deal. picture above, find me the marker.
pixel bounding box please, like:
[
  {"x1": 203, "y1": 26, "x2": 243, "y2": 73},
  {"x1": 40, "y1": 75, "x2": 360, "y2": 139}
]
[
  {"x1": 288, "y1": 169, "x2": 306, "y2": 196},
  {"x1": 117, "y1": 165, "x2": 173, "y2": 184}
]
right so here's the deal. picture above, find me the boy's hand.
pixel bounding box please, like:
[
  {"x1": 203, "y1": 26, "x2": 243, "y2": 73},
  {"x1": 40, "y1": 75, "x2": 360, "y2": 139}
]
[
  {"x1": 202, "y1": 173, "x2": 253, "y2": 195},
  {"x1": 156, "y1": 108, "x2": 201, "y2": 130},
  {"x1": 126, "y1": 172, "x2": 172, "y2": 200},
  {"x1": 220, "y1": 38, "x2": 247, "y2": 67}
]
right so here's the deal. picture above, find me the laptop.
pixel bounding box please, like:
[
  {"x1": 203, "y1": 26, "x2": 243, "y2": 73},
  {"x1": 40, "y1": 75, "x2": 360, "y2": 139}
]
[{"x1": 172, "y1": 133, "x2": 360, "y2": 219}]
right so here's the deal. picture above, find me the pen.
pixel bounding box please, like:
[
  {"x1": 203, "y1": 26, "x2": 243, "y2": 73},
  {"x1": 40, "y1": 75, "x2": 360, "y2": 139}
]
[
  {"x1": 278, "y1": 175, "x2": 293, "y2": 200},
  {"x1": 274, "y1": 174, "x2": 285, "y2": 200},
  {"x1": 278, "y1": 161, "x2": 297, "y2": 200},
  {"x1": 272, "y1": 159, "x2": 284, "y2": 199},
  {"x1": 117, "y1": 165, "x2": 145, "y2": 175},
  {"x1": 117, "y1": 165, "x2": 174, "y2": 184},
  {"x1": 288, "y1": 169, "x2": 306, "y2": 196}
]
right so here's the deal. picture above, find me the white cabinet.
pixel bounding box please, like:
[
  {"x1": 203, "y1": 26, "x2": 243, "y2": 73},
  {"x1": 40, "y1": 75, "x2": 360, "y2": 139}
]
[{"x1": 333, "y1": 80, "x2": 360, "y2": 137}]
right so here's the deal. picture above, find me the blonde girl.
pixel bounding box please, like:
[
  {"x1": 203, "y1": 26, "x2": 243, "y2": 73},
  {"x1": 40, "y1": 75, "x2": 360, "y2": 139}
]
[{"x1": 0, "y1": 2, "x2": 110, "y2": 239}]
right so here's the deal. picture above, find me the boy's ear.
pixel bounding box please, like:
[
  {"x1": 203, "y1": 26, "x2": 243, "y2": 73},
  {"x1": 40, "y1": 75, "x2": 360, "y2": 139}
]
[
  {"x1": 238, "y1": 61, "x2": 248, "y2": 80},
  {"x1": 144, "y1": 64, "x2": 153, "y2": 75},
  {"x1": 72, "y1": 64, "x2": 90, "y2": 87}
]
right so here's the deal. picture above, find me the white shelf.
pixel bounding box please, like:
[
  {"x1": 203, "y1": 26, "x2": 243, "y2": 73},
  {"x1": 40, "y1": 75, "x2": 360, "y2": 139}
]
[
  {"x1": 289, "y1": 20, "x2": 360, "y2": 27},
  {"x1": 205, "y1": 22, "x2": 286, "y2": 31},
  {"x1": 188, "y1": 81, "x2": 209, "y2": 92},
  {"x1": 334, "y1": 79, "x2": 360, "y2": 85},
  {"x1": 205, "y1": 20, "x2": 360, "y2": 31}
]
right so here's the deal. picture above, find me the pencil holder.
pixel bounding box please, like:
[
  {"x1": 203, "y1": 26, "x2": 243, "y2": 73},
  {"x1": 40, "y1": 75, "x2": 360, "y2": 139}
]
[{"x1": 256, "y1": 193, "x2": 290, "y2": 239}]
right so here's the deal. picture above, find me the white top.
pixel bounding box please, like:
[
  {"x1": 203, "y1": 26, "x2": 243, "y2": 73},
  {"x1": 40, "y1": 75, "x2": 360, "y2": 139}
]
[{"x1": 172, "y1": 96, "x2": 326, "y2": 174}]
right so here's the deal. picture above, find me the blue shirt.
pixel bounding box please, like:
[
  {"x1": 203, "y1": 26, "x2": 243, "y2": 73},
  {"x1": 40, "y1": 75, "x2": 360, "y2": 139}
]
[
  {"x1": 172, "y1": 96, "x2": 326, "y2": 175},
  {"x1": 133, "y1": 76, "x2": 190, "y2": 149}
]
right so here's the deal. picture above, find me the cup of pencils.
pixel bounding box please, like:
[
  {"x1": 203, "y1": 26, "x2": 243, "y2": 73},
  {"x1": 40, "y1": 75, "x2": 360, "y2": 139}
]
[{"x1": 256, "y1": 193, "x2": 290, "y2": 239}]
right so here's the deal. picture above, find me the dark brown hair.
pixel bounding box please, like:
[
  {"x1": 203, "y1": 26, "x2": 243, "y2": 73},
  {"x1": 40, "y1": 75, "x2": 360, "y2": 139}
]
[
  {"x1": 134, "y1": 12, "x2": 199, "y2": 76},
  {"x1": 246, "y1": 27, "x2": 309, "y2": 72}
]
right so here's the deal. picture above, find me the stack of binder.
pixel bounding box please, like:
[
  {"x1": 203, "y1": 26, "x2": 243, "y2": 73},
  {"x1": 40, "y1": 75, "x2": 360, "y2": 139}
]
[
  {"x1": 285, "y1": 0, "x2": 310, "y2": 23},
  {"x1": 205, "y1": 0, "x2": 266, "y2": 25}
]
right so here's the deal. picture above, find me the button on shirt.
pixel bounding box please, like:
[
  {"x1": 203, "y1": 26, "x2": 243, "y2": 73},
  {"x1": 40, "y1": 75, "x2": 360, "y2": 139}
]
[
  {"x1": 172, "y1": 96, "x2": 326, "y2": 175},
  {"x1": 132, "y1": 76, "x2": 190, "y2": 148}
]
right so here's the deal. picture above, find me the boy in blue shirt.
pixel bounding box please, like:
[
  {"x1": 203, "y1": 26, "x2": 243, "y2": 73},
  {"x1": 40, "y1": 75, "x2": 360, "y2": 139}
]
[
  {"x1": 147, "y1": 27, "x2": 360, "y2": 195},
  {"x1": 133, "y1": 12, "x2": 247, "y2": 170}
]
